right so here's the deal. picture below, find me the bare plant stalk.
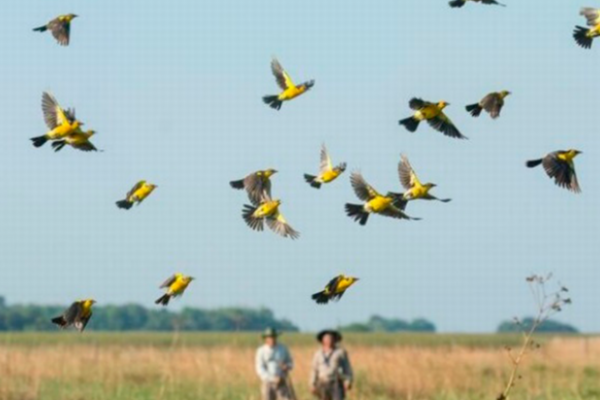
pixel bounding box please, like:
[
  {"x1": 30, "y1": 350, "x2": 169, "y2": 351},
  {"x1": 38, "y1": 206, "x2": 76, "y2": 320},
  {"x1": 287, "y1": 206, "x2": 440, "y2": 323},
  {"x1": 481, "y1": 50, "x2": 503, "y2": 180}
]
[{"x1": 497, "y1": 274, "x2": 571, "y2": 400}]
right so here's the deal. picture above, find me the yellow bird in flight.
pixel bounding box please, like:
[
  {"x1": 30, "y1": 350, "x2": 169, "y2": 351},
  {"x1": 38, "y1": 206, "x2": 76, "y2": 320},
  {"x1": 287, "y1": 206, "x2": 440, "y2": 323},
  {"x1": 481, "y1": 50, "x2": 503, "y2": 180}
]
[
  {"x1": 574, "y1": 8, "x2": 600, "y2": 49},
  {"x1": 155, "y1": 273, "x2": 195, "y2": 306},
  {"x1": 466, "y1": 91, "x2": 511, "y2": 119},
  {"x1": 116, "y1": 181, "x2": 158, "y2": 210},
  {"x1": 263, "y1": 58, "x2": 314, "y2": 110},
  {"x1": 312, "y1": 275, "x2": 359, "y2": 305},
  {"x1": 33, "y1": 14, "x2": 78, "y2": 46},
  {"x1": 304, "y1": 144, "x2": 347, "y2": 189},
  {"x1": 31, "y1": 92, "x2": 84, "y2": 148},
  {"x1": 345, "y1": 171, "x2": 419, "y2": 226},
  {"x1": 51, "y1": 129, "x2": 98, "y2": 152},
  {"x1": 242, "y1": 194, "x2": 299, "y2": 239},
  {"x1": 526, "y1": 150, "x2": 582, "y2": 193},
  {"x1": 396, "y1": 154, "x2": 451, "y2": 207},
  {"x1": 230, "y1": 169, "x2": 277, "y2": 204},
  {"x1": 51, "y1": 299, "x2": 95, "y2": 332},
  {"x1": 399, "y1": 98, "x2": 466, "y2": 139}
]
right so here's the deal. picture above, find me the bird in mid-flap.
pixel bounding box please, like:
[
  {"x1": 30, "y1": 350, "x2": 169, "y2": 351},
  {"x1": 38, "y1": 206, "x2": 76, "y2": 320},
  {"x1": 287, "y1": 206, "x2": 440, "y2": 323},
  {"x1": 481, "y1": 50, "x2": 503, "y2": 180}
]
[
  {"x1": 155, "y1": 273, "x2": 195, "y2": 306},
  {"x1": 574, "y1": 8, "x2": 600, "y2": 49},
  {"x1": 526, "y1": 150, "x2": 582, "y2": 193},
  {"x1": 395, "y1": 154, "x2": 451, "y2": 209},
  {"x1": 345, "y1": 171, "x2": 420, "y2": 226},
  {"x1": 242, "y1": 194, "x2": 299, "y2": 239},
  {"x1": 51, "y1": 299, "x2": 95, "y2": 332},
  {"x1": 312, "y1": 275, "x2": 359, "y2": 305},
  {"x1": 304, "y1": 144, "x2": 347, "y2": 189},
  {"x1": 230, "y1": 169, "x2": 277, "y2": 204},
  {"x1": 399, "y1": 98, "x2": 467, "y2": 139},
  {"x1": 465, "y1": 91, "x2": 511, "y2": 119},
  {"x1": 116, "y1": 181, "x2": 158, "y2": 210},
  {"x1": 31, "y1": 92, "x2": 84, "y2": 148},
  {"x1": 33, "y1": 14, "x2": 78, "y2": 46},
  {"x1": 449, "y1": 0, "x2": 505, "y2": 8},
  {"x1": 263, "y1": 58, "x2": 314, "y2": 110}
]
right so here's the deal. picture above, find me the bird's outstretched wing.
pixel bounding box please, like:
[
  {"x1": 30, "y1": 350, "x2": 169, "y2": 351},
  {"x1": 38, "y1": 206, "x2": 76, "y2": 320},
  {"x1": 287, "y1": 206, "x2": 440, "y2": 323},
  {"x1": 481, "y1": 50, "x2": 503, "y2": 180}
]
[
  {"x1": 398, "y1": 155, "x2": 420, "y2": 190},
  {"x1": 266, "y1": 212, "x2": 300, "y2": 239},
  {"x1": 481, "y1": 0, "x2": 505, "y2": 6},
  {"x1": 319, "y1": 144, "x2": 333, "y2": 173},
  {"x1": 324, "y1": 275, "x2": 342, "y2": 294},
  {"x1": 480, "y1": 93, "x2": 503, "y2": 119},
  {"x1": 543, "y1": 154, "x2": 581, "y2": 193},
  {"x1": 159, "y1": 274, "x2": 178, "y2": 289},
  {"x1": 379, "y1": 205, "x2": 415, "y2": 220},
  {"x1": 63, "y1": 302, "x2": 84, "y2": 325},
  {"x1": 42, "y1": 92, "x2": 73, "y2": 129},
  {"x1": 271, "y1": 58, "x2": 295, "y2": 90},
  {"x1": 48, "y1": 18, "x2": 71, "y2": 46},
  {"x1": 127, "y1": 181, "x2": 146, "y2": 199},
  {"x1": 350, "y1": 172, "x2": 379, "y2": 201},
  {"x1": 427, "y1": 113, "x2": 467, "y2": 139},
  {"x1": 71, "y1": 141, "x2": 97, "y2": 152},
  {"x1": 408, "y1": 98, "x2": 429, "y2": 110},
  {"x1": 244, "y1": 172, "x2": 271, "y2": 205},
  {"x1": 581, "y1": 8, "x2": 600, "y2": 26}
]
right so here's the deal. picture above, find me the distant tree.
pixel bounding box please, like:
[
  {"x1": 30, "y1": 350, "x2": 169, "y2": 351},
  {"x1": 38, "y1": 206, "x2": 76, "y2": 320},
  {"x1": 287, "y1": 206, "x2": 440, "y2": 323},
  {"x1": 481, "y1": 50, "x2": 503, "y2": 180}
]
[
  {"x1": 340, "y1": 315, "x2": 436, "y2": 333},
  {"x1": 497, "y1": 317, "x2": 578, "y2": 333}
]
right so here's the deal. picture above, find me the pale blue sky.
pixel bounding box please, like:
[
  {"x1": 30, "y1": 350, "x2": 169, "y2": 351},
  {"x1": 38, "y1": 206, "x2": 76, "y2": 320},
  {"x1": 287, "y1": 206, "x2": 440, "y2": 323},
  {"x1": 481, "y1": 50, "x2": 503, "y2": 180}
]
[{"x1": 0, "y1": 0, "x2": 597, "y2": 332}]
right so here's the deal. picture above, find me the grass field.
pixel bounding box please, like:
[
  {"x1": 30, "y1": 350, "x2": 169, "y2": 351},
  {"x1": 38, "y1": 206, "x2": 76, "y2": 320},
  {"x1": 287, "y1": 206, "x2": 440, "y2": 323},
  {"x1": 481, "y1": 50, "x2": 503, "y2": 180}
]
[{"x1": 0, "y1": 333, "x2": 598, "y2": 400}]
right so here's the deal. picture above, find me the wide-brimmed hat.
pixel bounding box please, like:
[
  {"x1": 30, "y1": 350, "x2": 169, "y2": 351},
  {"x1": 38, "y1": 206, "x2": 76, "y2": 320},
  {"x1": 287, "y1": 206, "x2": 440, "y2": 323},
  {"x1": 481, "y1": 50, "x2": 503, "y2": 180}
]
[
  {"x1": 316, "y1": 329, "x2": 342, "y2": 343},
  {"x1": 262, "y1": 327, "x2": 281, "y2": 338}
]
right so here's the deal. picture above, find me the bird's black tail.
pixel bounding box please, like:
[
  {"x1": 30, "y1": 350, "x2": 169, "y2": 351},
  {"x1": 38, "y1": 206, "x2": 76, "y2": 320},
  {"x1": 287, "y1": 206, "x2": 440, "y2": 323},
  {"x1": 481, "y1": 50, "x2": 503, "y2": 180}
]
[
  {"x1": 263, "y1": 95, "x2": 283, "y2": 110},
  {"x1": 33, "y1": 25, "x2": 48, "y2": 32},
  {"x1": 388, "y1": 192, "x2": 409, "y2": 211},
  {"x1": 304, "y1": 174, "x2": 322, "y2": 189},
  {"x1": 448, "y1": 0, "x2": 465, "y2": 8},
  {"x1": 51, "y1": 316, "x2": 67, "y2": 328},
  {"x1": 466, "y1": 103, "x2": 483, "y2": 117},
  {"x1": 399, "y1": 116, "x2": 420, "y2": 132},
  {"x1": 30, "y1": 135, "x2": 48, "y2": 148},
  {"x1": 311, "y1": 291, "x2": 330, "y2": 305},
  {"x1": 155, "y1": 294, "x2": 171, "y2": 306},
  {"x1": 116, "y1": 200, "x2": 134, "y2": 210},
  {"x1": 526, "y1": 159, "x2": 543, "y2": 168},
  {"x1": 573, "y1": 26, "x2": 593, "y2": 49},
  {"x1": 52, "y1": 140, "x2": 67, "y2": 152},
  {"x1": 230, "y1": 179, "x2": 245, "y2": 190},
  {"x1": 345, "y1": 203, "x2": 369, "y2": 226}
]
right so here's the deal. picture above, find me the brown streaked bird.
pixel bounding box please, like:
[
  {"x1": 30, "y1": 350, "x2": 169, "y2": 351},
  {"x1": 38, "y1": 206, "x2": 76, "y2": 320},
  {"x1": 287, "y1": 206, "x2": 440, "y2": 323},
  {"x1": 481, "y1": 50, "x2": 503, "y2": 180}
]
[
  {"x1": 33, "y1": 14, "x2": 78, "y2": 46},
  {"x1": 230, "y1": 169, "x2": 277, "y2": 204},
  {"x1": 465, "y1": 91, "x2": 511, "y2": 119},
  {"x1": 449, "y1": 0, "x2": 505, "y2": 8},
  {"x1": 526, "y1": 150, "x2": 582, "y2": 193},
  {"x1": 263, "y1": 58, "x2": 314, "y2": 110},
  {"x1": 399, "y1": 98, "x2": 467, "y2": 139},
  {"x1": 51, "y1": 299, "x2": 95, "y2": 332},
  {"x1": 345, "y1": 171, "x2": 420, "y2": 226}
]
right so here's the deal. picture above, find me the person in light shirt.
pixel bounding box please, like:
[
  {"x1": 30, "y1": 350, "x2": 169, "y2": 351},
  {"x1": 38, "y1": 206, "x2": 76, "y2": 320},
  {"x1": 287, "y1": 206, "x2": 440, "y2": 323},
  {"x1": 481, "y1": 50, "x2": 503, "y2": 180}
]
[
  {"x1": 255, "y1": 327, "x2": 295, "y2": 400},
  {"x1": 309, "y1": 330, "x2": 353, "y2": 400}
]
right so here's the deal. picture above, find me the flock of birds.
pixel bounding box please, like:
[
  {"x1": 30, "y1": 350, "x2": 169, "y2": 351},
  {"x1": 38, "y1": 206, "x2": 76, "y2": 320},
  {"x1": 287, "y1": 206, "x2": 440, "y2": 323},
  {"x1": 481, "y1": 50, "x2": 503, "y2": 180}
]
[{"x1": 30, "y1": 4, "x2": 588, "y2": 332}]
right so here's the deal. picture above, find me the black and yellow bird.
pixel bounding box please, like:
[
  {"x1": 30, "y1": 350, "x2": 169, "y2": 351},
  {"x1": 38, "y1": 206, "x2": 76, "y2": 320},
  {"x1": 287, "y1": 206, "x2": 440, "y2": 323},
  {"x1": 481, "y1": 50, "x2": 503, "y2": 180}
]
[
  {"x1": 51, "y1": 129, "x2": 97, "y2": 152},
  {"x1": 31, "y1": 92, "x2": 84, "y2": 148},
  {"x1": 155, "y1": 273, "x2": 195, "y2": 306},
  {"x1": 396, "y1": 154, "x2": 451, "y2": 207},
  {"x1": 466, "y1": 91, "x2": 511, "y2": 119},
  {"x1": 574, "y1": 8, "x2": 600, "y2": 49},
  {"x1": 345, "y1": 171, "x2": 419, "y2": 226},
  {"x1": 51, "y1": 299, "x2": 95, "y2": 332},
  {"x1": 116, "y1": 181, "x2": 158, "y2": 209},
  {"x1": 263, "y1": 58, "x2": 314, "y2": 110},
  {"x1": 304, "y1": 144, "x2": 347, "y2": 189},
  {"x1": 242, "y1": 194, "x2": 299, "y2": 239},
  {"x1": 33, "y1": 14, "x2": 78, "y2": 46},
  {"x1": 526, "y1": 150, "x2": 582, "y2": 193},
  {"x1": 399, "y1": 98, "x2": 466, "y2": 139},
  {"x1": 230, "y1": 169, "x2": 277, "y2": 204},
  {"x1": 449, "y1": 0, "x2": 505, "y2": 8},
  {"x1": 312, "y1": 275, "x2": 359, "y2": 305}
]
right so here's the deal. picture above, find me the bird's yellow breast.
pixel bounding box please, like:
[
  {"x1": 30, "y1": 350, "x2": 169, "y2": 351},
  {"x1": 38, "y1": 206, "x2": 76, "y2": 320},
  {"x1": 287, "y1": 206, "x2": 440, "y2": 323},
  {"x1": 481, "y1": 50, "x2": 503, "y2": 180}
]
[
  {"x1": 170, "y1": 279, "x2": 190, "y2": 295},
  {"x1": 132, "y1": 185, "x2": 154, "y2": 202},
  {"x1": 279, "y1": 86, "x2": 305, "y2": 101},
  {"x1": 321, "y1": 170, "x2": 340, "y2": 183},
  {"x1": 415, "y1": 105, "x2": 441, "y2": 121},
  {"x1": 367, "y1": 196, "x2": 392, "y2": 213},
  {"x1": 254, "y1": 201, "x2": 280, "y2": 218},
  {"x1": 407, "y1": 185, "x2": 429, "y2": 199}
]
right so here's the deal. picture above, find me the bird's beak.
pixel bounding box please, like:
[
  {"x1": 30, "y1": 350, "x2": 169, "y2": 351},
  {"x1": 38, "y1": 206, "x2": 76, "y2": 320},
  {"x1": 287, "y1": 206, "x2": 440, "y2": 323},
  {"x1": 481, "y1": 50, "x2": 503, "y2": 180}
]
[{"x1": 273, "y1": 170, "x2": 278, "y2": 174}]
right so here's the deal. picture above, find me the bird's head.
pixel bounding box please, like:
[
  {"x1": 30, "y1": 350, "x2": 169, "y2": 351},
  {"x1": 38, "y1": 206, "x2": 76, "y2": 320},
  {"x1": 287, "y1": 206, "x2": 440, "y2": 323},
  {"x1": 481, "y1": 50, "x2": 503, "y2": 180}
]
[
  {"x1": 570, "y1": 149, "x2": 583, "y2": 157},
  {"x1": 265, "y1": 169, "x2": 278, "y2": 177},
  {"x1": 500, "y1": 90, "x2": 511, "y2": 98},
  {"x1": 87, "y1": 130, "x2": 96, "y2": 137},
  {"x1": 336, "y1": 163, "x2": 347, "y2": 173},
  {"x1": 67, "y1": 14, "x2": 78, "y2": 21},
  {"x1": 87, "y1": 299, "x2": 97, "y2": 305},
  {"x1": 303, "y1": 80, "x2": 315, "y2": 90},
  {"x1": 149, "y1": 184, "x2": 158, "y2": 190},
  {"x1": 437, "y1": 101, "x2": 450, "y2": 109},
  {"x1": 348, "y1": 276, "x2": 360, "y2": 284},
  {"x1": 186, "y1": 276, "x2": 195, "y2": 282},
  {"x1": 425, "y1": 183, "x2": 437, "y2": 189}
]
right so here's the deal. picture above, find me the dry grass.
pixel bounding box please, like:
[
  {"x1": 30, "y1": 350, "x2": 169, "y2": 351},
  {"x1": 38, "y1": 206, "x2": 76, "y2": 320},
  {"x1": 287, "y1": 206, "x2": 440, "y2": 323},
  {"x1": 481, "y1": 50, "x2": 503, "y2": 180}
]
[{"x1": 0, "y1": 334, "x2": 598, "y2": 400}]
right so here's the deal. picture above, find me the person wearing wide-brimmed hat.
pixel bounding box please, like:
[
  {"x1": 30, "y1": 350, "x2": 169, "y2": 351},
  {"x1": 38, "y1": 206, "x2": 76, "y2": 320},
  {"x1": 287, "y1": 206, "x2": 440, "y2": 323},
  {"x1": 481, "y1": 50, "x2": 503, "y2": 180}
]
[
  {"x1": 309, "y1": 330, "x2": 353, "y2": 400},
  {"x1": 255, "y1": 327, "x2": 295, "y2": 400}
]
